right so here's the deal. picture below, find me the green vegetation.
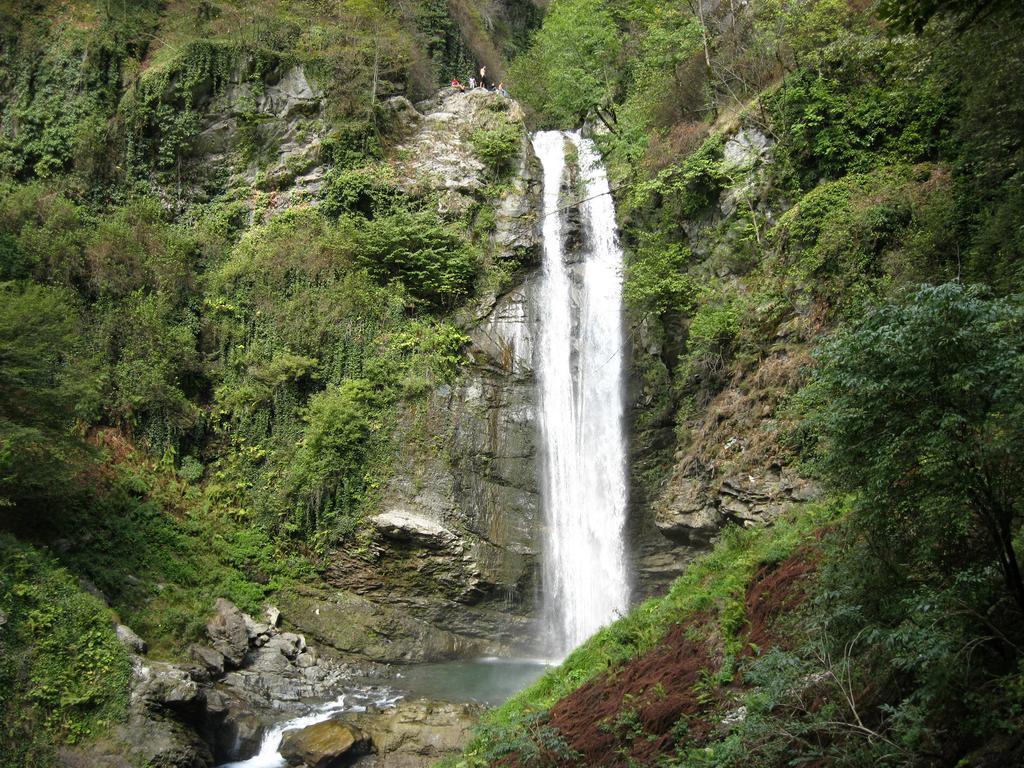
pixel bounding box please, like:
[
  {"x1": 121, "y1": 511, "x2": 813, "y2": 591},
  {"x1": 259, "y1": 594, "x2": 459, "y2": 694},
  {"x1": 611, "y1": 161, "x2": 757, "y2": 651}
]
[
  {"x1": 801, "y1": 284, "x2": 1024, "y2": 611},
  {"x1": 508, "y1": 0, "x2": 621, "y2": 127},
  {"x1": 353, "y1": 209, "x2": 478, "y2": 307},
  {"x1": 470, "y1": 121, "x2": 523, "y2": 177},
  {"x1": 665, "y1": 286, "x2": 1024, "y2": 767},
  {"x1": 0, "y1": 534, "x2": 131, "y2": 763},
  {"x1": 0, "y1": 282, "x2": 92, "y2": 507}
]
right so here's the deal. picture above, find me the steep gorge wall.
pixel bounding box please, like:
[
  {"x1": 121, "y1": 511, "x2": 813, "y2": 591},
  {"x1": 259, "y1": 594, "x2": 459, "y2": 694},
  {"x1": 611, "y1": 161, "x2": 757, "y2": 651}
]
[
  {"x1": 275, "y1": 88, "x2": 548, "y2": 660},
  {"x1": 622, "y1": 126, "x2": 822, "y2": 601}
]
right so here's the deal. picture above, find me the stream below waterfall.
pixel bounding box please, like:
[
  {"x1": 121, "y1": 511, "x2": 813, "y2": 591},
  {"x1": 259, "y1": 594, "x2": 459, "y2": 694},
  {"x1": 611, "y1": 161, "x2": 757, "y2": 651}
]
[
  {"x1": 219, "y1": 686, "x2": 402, "y2": 768},
  {"x1": 216, "y1": 659, "x2": 550, "y2": 767}
]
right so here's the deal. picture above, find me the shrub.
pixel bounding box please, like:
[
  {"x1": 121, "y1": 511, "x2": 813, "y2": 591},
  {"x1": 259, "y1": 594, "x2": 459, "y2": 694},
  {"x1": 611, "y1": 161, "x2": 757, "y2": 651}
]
[
  {"x1": 287, "y1": 380, "x2": 375, "y2": 540},
  {"x1": 0, "y1": 180, "x2": 87, "y2": 285},
  {"x1": 354, "y1": 209, "x2": 477, "y2": 308},
  {"x1": 801, "y1": 283, "x2": 1024, "y2": 610},
  {"x1": 631, "y1": 134, "x2": 727, "y2": 225},
  {"x1": 470, "y1": 122, "x2": 521, "y2": 177},
  {"x1": 623, "y1": 243, "x2": 701, "y2": 316},
  {"x1": 764, "y1": 34, "x2": 953, "y2": 186},
  {"x1": 687, "y1": 298, "x2": 740, "y2": 357},
  {"x1": 94, "y1": 292, "x2": 200, "y2": 449},
  {"x1": 85, "y1": 197, "x2": 197, "y2": 303},
  {"x1": 770, "y1": 165, "x2": 956, "y2": 316},
  {"x1": 321, "y1": 165, "x2": 405, "y2": 220}
]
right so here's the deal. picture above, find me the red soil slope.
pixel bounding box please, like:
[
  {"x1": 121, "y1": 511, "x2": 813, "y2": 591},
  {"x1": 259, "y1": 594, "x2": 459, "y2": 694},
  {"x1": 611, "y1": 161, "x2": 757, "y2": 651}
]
[{"x1": 496, "y1": 550, "x2": 818, "y2": 768}]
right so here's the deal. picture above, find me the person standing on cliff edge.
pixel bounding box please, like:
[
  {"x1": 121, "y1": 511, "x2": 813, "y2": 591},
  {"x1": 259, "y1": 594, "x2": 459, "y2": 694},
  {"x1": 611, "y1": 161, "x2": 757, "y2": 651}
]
[{"x1": 479, "y1": 65, "x2": 487, "y2": 89}]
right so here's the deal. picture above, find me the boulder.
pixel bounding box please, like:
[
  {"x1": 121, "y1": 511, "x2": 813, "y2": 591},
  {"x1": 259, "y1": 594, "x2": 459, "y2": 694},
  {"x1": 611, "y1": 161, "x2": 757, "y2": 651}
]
[
  {"x1": 259, "y1": 632, "x2": 304, "y2": 661},
  {"x1": 216, "y1": 707, "x2": 266, "y2": 763},
  {"x1": 249, "y1": 643, "x2": 293, "y2": 674},
  {"x1": 347, "y1": 698, "x2": 481, "y2": 767},
  {"x1": 722, "y1": 127, "x2": 772, "y2": 172},
  {"x1": 115, "y1": 624, "x2": 147, "y2": 654},
  {"x1": 134, "y1": 662, "x2": 201, "y2": 712},
  {"x1": 280, "y1": 720, "x2": 369, "y2": 768},
  {"x1": 265, "y1": 605, "x2": 282, "y2": 627},
  {"x1": 116, "y1": 712, "x2": 214, "y2": 768},
  {"x1": 62, "y1": 660, "x2": 213, "y2": 768},
  {"x1": 189, "y1": 644, "x2": 226, "y2": 676},
  {"x1": 207, "y1": 598, "x2": 249, "y2": 667},
  {"x1": 244, "y1": 613, "x2": 273, "y2": 641}
]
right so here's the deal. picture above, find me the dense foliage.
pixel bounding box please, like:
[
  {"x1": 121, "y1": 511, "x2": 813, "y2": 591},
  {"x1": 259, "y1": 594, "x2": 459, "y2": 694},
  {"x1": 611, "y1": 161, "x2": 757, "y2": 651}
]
[
  {"x1": 802, "y1": 284, "x2": 1024, "y2": 611},
  {"x1": 0, "y1": 534, "x2": 131, "y2": 763}
]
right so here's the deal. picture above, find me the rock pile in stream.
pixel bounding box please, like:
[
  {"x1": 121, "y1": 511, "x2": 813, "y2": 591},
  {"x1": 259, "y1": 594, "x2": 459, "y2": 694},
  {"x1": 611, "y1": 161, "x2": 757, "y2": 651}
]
[
  {"x1": 60, "y1": 599, "x2": 366, "y2": 767},
  {"x1": 60, "y1": 598, "x2": 482, "y2": 768}
]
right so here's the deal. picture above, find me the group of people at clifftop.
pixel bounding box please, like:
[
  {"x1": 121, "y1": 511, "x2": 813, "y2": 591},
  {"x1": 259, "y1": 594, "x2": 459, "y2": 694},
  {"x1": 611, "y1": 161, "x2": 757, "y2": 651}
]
[{"x1": 450, "y1": 65, "x2": 509, "y2": 97}]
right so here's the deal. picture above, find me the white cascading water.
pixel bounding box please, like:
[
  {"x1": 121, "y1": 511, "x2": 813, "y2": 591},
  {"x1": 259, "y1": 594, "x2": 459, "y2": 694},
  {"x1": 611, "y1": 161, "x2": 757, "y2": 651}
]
[
  {"x1": 532, "y1": 130, "x2": 630, "y2": 657},
  {"x1": 218, "y1": 688, "x2": 400, "y2": 768}
]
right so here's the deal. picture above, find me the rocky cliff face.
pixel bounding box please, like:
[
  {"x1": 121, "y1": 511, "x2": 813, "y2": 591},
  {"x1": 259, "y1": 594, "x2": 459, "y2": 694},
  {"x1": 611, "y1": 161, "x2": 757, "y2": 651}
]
[
  {"x1": 139, "y1": 56, "x2": 333, "y2": 212},
  {"x1": 140, "y1": 53, "x2": 548, "y2": 660},
  {"x1": 129, "y1": 52, "x2": 546, "y2": 660},
  {"x1": 293, "y1": 89, "x2": 545, "y2": 659},
  {"x1": 624, "y1": 126, "x2": 822, "y2": 600}
]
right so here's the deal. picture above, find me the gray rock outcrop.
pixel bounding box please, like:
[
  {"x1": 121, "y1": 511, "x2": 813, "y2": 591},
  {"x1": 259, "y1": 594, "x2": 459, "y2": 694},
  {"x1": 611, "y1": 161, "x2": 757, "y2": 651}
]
[
  {"x1": 305, "y1": 88, "x2": 544, "y2": 658},
  {"x1": 115, "y1": 624, "x2": 148, "y2": 654},
  {"x1": 655, "y1": 470, "x2": 820, "y2": 545},
  {"x1": 207, "y1": 597, "x2": 250, "y2": 668}
]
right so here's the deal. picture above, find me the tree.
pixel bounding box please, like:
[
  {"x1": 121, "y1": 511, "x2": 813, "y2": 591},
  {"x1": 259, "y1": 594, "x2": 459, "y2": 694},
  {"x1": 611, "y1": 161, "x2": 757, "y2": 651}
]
[
  {"x1": 877, "y1": 0, "x2": 1022, "y2": 33},
  {"x1": 803, "y1": 283, "x2": 1024, "y2": 612},
  {"x1": 0, "y1": 283, "x2": 94, "y2": 507},
  {"x1": 508, "y1": 0, "x2": 621, "y2": 127}
]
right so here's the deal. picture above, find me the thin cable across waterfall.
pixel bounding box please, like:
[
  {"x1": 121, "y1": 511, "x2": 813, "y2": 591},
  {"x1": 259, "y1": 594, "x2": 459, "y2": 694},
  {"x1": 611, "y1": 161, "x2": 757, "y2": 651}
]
[{"x1": 532, "y1": 131, "x2": 631, "y2": 658}]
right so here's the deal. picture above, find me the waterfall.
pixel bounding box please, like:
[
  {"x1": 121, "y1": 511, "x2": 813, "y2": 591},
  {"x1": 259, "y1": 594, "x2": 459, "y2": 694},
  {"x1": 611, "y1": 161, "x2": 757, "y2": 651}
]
[{"x1": 532, "y1": 130, "x2": 630, "y2": 657}]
